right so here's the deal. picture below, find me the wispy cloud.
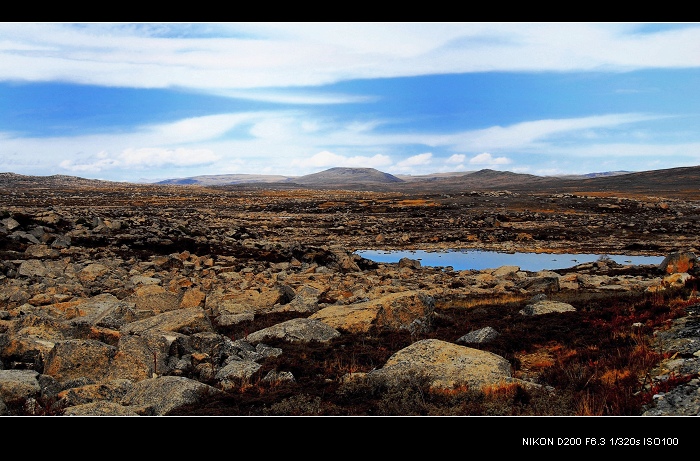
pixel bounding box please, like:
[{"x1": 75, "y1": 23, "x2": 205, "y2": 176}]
[
  {"x1": 59, "y1": 147, "x2": 221, "y2": 173},
  {"x1": 395, "y1": 153, "x2": 433, "y2": 170},
  {"x1": 290, "y1": 151, "x2": 392, "y2": 170},
  {"x1": 0, "y1": 109, "x2": 687, "y2": 180},
  {"x1": 2, "y1": 23, "x2": 699, "y2": 92},
  {"x1": 1, "y1": 23, "x2": 698, "y2": 181},
  {"x1": 442, "y1": 113, "x2": 666, "y2": 152}
]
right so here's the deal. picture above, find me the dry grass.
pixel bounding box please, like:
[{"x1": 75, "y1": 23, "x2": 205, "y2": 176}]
[{"x1": 162, "y1": 280, "x2": 700, "y2": 416}]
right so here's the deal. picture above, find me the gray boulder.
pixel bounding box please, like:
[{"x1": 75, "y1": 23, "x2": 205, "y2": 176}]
[
  {"x1": 457, "y1": 326, "x2": 500, "y2": 345},
  {"x1": 247, "y1": 317, "x2": 340, "y2": 344},
  {"x1": 367, "y1": 338, "x2": 514, "y2": 391},
  {"x1": 519, "y1": 300, "x2": 576, "y2": 316},
  {"x1": 119, "y1": 375, "x2": 222, "y2": 416}
]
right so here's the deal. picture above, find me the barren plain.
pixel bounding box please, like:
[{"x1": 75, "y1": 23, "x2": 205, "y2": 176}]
[{"x1": 1, "y1": 167, "x2": 699, "y2": 417}]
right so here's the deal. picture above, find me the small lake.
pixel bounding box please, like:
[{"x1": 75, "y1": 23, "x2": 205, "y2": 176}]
[{"x1": 355, "y1": 249, "x2": 665, "y2": 272}]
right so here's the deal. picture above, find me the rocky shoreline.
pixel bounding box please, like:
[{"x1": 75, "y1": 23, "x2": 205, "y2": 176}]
[{"x1": 1, "y1": 181, "x2": 699, "y2": 416}]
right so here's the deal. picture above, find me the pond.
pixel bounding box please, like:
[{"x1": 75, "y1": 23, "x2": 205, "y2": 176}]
[{"x1": 354, "y1": 249, "x2": 666, "y2": 272}]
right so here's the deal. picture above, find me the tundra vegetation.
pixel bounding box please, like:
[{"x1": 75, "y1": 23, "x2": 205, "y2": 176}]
[{"x1": 1, "y1": 169, "x2": 699, "y2": 416}]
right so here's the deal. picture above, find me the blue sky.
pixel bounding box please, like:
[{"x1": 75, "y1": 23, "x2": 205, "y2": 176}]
[{"x1": 1, "y1": 22, "x2": 699, "y2": 183}]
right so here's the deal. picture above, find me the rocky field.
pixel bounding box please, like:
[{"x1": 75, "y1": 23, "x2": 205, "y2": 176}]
[{"x1": 1, "y1": 170, "x2": 699, "y2": 417}]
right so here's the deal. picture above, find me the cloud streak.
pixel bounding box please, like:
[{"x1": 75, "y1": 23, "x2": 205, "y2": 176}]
[
  {"x1": 1, "y1": 23, "x2": 698, "y2": 181},
  {"x1": 2, "y1": 109, "x2": 683, "y2": 179},
  {"x1": 2, "y1": 23, "x2": 700, "y2": 93}
]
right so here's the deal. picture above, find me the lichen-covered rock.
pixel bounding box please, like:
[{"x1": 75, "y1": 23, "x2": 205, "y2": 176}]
[
  {"x1": 246, "y1": 318, "x2": 340, "y2": 343},
  {"x1": 519, "y1": 300, "x2": 576, "y2": 316},
  {"x1": 457, "y1": 326, "x2": 500, "y2": 345},
  {"x1": 43, "y1": 339, "x2": 117, "y2": 384},
  {"x1": 119, "y1": 375, "x2": 222, "y2": 416},
  {"x1": 0, "y1": 369, "x2": 41, "y2": 405},
  {"x1": 310, "y1": 290, "x2": 434, "y2": 334},
  {"x1": 659, "y1": 251, "x2": 698, "y2": 275},
  {"x1": 367, "y1": 338, "x2": 513, "y2": 391}
]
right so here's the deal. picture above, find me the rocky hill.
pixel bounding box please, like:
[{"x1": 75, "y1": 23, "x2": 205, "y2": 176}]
[
  {"x1": 0, "y1": 172, "x2": 120, "y2": 188},
  {"x1": 289, "y1": 167, "x2": 404, "y2": 186}
]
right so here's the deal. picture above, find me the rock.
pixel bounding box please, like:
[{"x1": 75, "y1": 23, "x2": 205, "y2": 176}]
[
  {"x1": 119, "y1": 307, "x2": 214, "y2": 335},
  {"x1": 367, "y1": 338, "x2": 514, "y2": 391},
  {"x1": 18, "y1": 260, "x2": 48, "y2": 278},
  {"x1": 78, "y1": 263, "x2": 110, "y2": 282},
  {"x1": 2, "y1": 179, "x2": 698, "y2": 416},
  {"x1": 659, "y1": 251, "x2": 698, "y2": 275},
  {"x1": 398, "y1": 257, "x2": 421, "y2": 269},
  {"x1": 310, "y1": 290, "x2": 434, "y2": 334},
  {"x1": 62, "y1": 400, "x2": 141, "y2": 416},
  {"x1": 269, "y1": 285, "x2": 321, "y2": 313},
  {"x1": 56, "y1": 378, "x2": 134, "y2": 408},
  {"x1": 457, "y1": 326, "x2": 500, "y2": 345},
  {"x1": 519, "y1": 300, "x2": 576, "y2": 316},
  {"x1": 0, "y1": 369, "x2": 41, "y2": 405},
  {"x1": 43, "y1": 339, "x2": 117, "y2": 384},
  {"x1": 491, "y1": 265, "x2": 520, "y2": 277},
  {"x1": 118, "y1": 376, "x2": 222, "y2": 416},
  {"x1": 214, "y1": 360, "x2": 261, "y2": 386},
  {"x1": 246, "y1": 318, "x2": 340, "y2": 343}
]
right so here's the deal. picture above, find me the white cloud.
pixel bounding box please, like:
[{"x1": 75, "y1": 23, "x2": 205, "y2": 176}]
[
  {"x1": 1, "y1": 108, "x2": 696, "y2": 181},
  {"x1": 469, "y1": 153, "x2": 511, "y2": 165},
  {"x1": 444, "y1": 113, "x2": 665, "y2": 152},
  {"x1": 119, "y1": 147, "x2": 220, "y2": 167},
  {"x1": 396, "y1": 153, "x2": 433, "y2": 167},
  {"x1": 149, "y1": 113, "x2": 259, "y2": 143},
  {"x1": 2, "y1": 23, "x2": 699, "y2": 91},
  {"x1": 212, "y1": 89, "x2": 377, "y2": 105},
  {"x1": 292, "y1": 151, "x2": 393, "y2": 170},
  {"x1": 59, "y1": 147, "x2": 220, "y2": 173}
]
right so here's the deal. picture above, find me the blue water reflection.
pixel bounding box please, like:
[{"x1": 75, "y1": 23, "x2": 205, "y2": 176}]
[{"x1": 355, "y1": 249, "x2": 665, "y2": 272}]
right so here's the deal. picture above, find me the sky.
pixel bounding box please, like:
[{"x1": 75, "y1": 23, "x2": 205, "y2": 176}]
[{"x1": 1, "y1": 22, "x2": 699, "y2": 183}]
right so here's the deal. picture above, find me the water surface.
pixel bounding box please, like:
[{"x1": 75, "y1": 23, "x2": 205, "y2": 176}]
[{"x1": 355, "y1": 249, "x2": 665, "y2": 272}]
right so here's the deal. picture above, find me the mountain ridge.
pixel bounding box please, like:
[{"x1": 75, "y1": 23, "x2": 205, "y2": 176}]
[
  {"x1": 149, "y1": 167, "x2": 634, "y2": 187},
  {"x1": 2, "y1": 166, "x2": 699, "y2": 199}
]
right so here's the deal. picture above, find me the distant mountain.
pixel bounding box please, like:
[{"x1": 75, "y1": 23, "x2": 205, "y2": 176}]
[
  {"x1": 289, "y1": 167, "x2": 404, "y2": 186},
  {"x1": 551, "y1": 165, "x2": 700, "y2": 195},
  {"x1": 395, "y1": 171, "x2": 478, "y2": 181},
  {"x1": 555, "y1": 171, "x2": 633, "y2": 180},
  {"x1": 156, "y1": 174, "x2": 293, "y2": 186},
  {"x1": 3, "y1": 165, "x2": 700, "y2": 199},
  {"x1": 392, "y1": 168, "x2": 558, "y2": 193},
  {"x1": 0, "y1": 172, "x2": 119, "y2": 188}
]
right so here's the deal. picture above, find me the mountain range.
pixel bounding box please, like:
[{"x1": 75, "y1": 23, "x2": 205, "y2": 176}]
[
  {"x1": 154, "y1": 167, "x2": 632, "y2": 189},
  {"x1": 2, "y1": 165, "x2": 699, "y2": 199},
  {"x1": 154, "y1": 165, "x2": 700, "y2": 198}
]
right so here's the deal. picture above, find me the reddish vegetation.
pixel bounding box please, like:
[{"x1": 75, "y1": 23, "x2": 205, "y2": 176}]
[{"x1": 166, "y1": 283, "x2": 698, "y2": 416}]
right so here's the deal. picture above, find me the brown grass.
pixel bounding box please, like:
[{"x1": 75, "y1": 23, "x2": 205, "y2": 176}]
[{"x1": 127, "y1": 278, "x2": 700, "y2": 416}]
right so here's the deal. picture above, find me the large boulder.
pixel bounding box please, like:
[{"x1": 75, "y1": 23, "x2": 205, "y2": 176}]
[
  {"x1": 0, "y1": 369, "x2": 41, "y2": 406},
  {"x1": 119, "y1": 375, "x2": 222, "y2": 416},
  {"x1": 310, "y1": 290, "x2": 434, "y2": 334},
  {"x1": 246, "y1": 318, "x2": 340, "y2": 344},
  {"x1": 367, "y1": 339, "x2": 514, "y2": 391},
  {"x1": 42, "y1": 339, "x2": 116, "y2": 384},
  {"x1": 119, "y1": 307, "x2": 214, "y2": 335},
  {"x1": 519, "y1": 300, "x2": 576, "y2": 316},
  {"x1": 659, "y1": 251, "x2": 698, "y2": 275}
]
